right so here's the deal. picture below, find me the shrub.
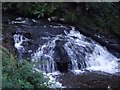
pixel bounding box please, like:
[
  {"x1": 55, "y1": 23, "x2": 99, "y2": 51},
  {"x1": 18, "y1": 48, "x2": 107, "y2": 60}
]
[
  {"x1": 2, "y1": 2, "x2": 58, "y2": 19},
  {"x1": 85, "y1": 3, "x2": 120, "y2": 36},
  {"x1": 1, "y1": 47, "x2": 50, "y2": 89}
]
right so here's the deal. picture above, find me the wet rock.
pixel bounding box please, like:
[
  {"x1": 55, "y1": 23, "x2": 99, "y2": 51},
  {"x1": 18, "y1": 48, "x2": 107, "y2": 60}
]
[
  {"x1": 57, "y1": 71, "x2": 120, "y2": 88},
  {"x1": 54, "y1": 40, "x2": 70, "y2": 63},
  {"x1": 54, "y1": 40, "x2": 71, "y2": 72},
  {"x1": 48, "y1": 16, "x2": 65, "y2": 22},
  {"x1": 12, "y1": 17, "x2": 36, "y2": 26}
]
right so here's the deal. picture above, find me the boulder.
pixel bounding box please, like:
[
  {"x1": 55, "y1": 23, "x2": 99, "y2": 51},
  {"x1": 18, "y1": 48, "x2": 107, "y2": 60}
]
[{"x1": 54, "y1": 40, "x2": 71, "y2": 72}]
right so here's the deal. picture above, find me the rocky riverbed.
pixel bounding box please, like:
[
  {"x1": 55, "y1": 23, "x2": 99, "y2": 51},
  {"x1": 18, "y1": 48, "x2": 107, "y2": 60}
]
[
  {"x1": 2, "y1": 15, "x2": 120, "y2": 89},
  {"x1": 57, "y1": 71, "x2": 119, "y2": 88}
]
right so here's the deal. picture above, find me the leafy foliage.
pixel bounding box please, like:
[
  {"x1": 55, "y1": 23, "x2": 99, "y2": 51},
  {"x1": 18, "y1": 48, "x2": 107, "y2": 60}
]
[
  {"x1": 2, "y1": 2, "x2": 58, "y2": 19},
  {"x1": 2, "y1": 2, "x2": 120, "y2": 36},
  {"x1": 32, "y1": 3, "x2": 58, "y2": 18},
  {"x1": 84, "y1": 3, "x2": 120, "y2": 36},
  {"x1": 1, "y1": 47, "x2": 50, "y2": 89}
]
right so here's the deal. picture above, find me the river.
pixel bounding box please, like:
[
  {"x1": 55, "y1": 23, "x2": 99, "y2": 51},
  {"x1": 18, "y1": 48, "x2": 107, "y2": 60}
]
[{"x1": 2, "y1": 16, "x2": 120, "y2": 88}]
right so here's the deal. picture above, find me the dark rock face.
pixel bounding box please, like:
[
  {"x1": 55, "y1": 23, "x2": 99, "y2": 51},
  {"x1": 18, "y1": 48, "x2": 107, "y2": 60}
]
[
  {"x1": 57, "y1": 71, "x2": 120, "y2": 88},
  {"x1": 54, "y1": 40, "x2": 71, "y2": 72},
  {"x1": 54, "y1": 40, "x2": 70, "y2": 63},
  {"x1": 56, "y1": 62, "x2": 69, "y2": 73}
]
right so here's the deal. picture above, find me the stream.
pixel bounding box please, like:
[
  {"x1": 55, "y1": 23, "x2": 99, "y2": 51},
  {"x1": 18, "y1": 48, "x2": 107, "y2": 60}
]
[{"x1": 2, "y1": 16, "x2": 120, "y2": 88}]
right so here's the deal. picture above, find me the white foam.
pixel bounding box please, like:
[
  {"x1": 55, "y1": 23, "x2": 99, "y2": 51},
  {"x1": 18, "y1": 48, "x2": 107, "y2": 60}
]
[
  {"x1": 86, "y1": 44, "x2": 119, "y2": 74},
  {"x1": 46, "y1": 71, "x2": 65, "y2": 88},
  {"x1": 71, "y1": 70, "x2": 85, "y2": 75},
  {"x1": 34, "y1": 68, "x2": 64, "y2": 88},
  {"x1": 13, "y1": 34, "x2": 29, "y2": 53}
]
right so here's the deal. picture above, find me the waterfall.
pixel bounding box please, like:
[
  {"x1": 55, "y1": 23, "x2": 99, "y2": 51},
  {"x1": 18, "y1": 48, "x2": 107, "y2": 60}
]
[
  {"x1": 31, "y1": 37, "x2": 58, "y2": 73},
  {"x1": 13, "y1": 34, "x2": 30, "y2": 58},
  {"x1": 13, "y1": 25, "x2": 119, "y2": 74}
]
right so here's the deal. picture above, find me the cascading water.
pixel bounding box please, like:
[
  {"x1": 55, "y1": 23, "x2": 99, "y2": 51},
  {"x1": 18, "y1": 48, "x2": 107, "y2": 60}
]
[
  {"x1": 31, "y1": 38, "x2": 57, "y2": 73},
  {"x1": 13, "y1": 34, "x2": 30, "y2": 58},
  {"x1": 3, "y1": 15, "x2": 119, "y2": 88},
  {"x1": 13, "y1": 24, "x2": 119, "y2": 74}
]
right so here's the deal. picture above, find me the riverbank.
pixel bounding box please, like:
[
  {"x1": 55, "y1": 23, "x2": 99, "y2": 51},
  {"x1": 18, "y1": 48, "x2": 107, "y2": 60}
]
[
  {"x1": 2, "y1": 2, "x2": 120, "y2": 57},
  {"x1": 2, "y1": 15, "x2": 120, "y2": 89},
  {"x1": 57, "y1": 71, "x2": 119, "y2": 88}
]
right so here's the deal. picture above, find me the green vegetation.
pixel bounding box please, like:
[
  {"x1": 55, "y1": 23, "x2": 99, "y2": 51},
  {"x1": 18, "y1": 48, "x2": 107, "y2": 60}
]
[
  {"x1": 2, "y1": 2, "x2": 120, "y2": 37},
  {"x1": 1, "y1": 47, "x2": 51, "y2": 89},
  {"x1": 2, "y1": 2, "x2": 58, "y2": 18},
  {"x1": 63, "y1": 10, "x2": 77, "y2": 22},
  {"x1": 85, "y1": 3, "x2": 120, "y2": 36},
  {"x1": 32, "y1": 3, "x2": 58, "y2": 18}
]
